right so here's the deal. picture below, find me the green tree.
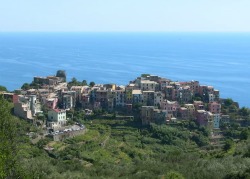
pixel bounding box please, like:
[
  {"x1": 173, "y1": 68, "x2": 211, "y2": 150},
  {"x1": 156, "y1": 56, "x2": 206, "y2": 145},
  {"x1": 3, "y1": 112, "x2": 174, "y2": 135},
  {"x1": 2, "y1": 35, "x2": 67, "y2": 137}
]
[
  {"x1": 229, "y1": 105, "x2": 238, "y2": 113},
  {"x1": 224, "y1": 98, "x2": 234, "y2": 106},
  {"x1": 223, "y1": 139, "x2": 235, "y2": 151},
  {"x1": 0, "y1": 97, "x2": 21, "y2": 178},
  {"x1": 71, "y1": 77, "x2": 77, "y2": 84},
  {"x1": 89, "y1": 81, "x2": 95, "y2": 87},
  {"x1": 240, "y1": 129, "x2": 249, "y2": 140},
  {"x1": 0, "y1": 85, "x2": 7, "y2": 92},
  {"x1": 224, "y1": 168, "x2": 250, "y2": 179},
  {"x1": 21, "y1": 83, "x2": 30, "y2": 90},
  {"x1": 191, "y1": 134, "x2": 209, "y2": 147},
  {"x1": 141, "y1": 74, "x2": 150, "y2": 78},
  {"x1": 82, "y1": 80, "x2": 88, "y2": 86},
  {"x1": 68, "y1": 77, "x2": 82, "y2": 88},
  {"x1": 165, "y1": 171, "x2": 185, "y2": 179},
  {"x1": 239, "y1": 107, "x2": 250, "y2": 117}
]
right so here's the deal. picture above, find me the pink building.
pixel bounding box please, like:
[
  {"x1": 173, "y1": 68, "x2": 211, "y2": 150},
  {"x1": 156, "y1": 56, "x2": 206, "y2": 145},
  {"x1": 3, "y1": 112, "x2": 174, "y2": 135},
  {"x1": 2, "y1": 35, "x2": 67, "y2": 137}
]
[
  {"x1": 190, "y1": 81, "x2": 200, "y2": 94},
  {"x1": 196, "y1": 110, "x2": 207, "y2": 126},
  {"x1": 179, "y1": 80, "x2": 199, "y2": 94},
  {"x1": 13, "y1": 94, "x2": 19, "y2": 103},
  {"x1": 209, "y1": 102, "x2": 221, "y2": 114},
  {"x1": 179, "y1": 82, "x2": 188, "y2": 87},
  {"x1": 161, "y1": 100, "x2": 179, "y2": 119},
  {"x1": 46, "y1": 98, "x2": 58, "y2": 109},
  {"x1": 196, "y1": 110, "x2": 213, "y2": 129}
]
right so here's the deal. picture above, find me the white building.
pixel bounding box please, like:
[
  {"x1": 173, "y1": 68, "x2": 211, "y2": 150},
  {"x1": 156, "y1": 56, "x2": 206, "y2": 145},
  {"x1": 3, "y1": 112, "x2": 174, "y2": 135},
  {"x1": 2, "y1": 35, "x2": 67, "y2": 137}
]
[{"x1": 47, "y1": 109, "x2": 67, "y2": 130}]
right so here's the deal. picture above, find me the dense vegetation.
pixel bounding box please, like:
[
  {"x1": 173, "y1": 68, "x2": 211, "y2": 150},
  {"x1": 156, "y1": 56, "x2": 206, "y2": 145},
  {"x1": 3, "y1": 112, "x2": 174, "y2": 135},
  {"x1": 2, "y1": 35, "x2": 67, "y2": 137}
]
[
  {"x1": 1, "y1": 95, "x2": 250, "y2": 178},
  {"x1": 67, "y1": 77, "x2": 95, "y2": 88},
  {"x1": 0, "y1": 85, "x2": 7, "y2": 92}
]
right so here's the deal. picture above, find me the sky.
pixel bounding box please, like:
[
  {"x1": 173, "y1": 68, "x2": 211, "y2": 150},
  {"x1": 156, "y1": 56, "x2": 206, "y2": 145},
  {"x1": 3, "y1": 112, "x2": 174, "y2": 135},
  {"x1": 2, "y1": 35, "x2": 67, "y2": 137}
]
[{"x1": 0, "y1": 0, "x2": 250, "y2": 32}]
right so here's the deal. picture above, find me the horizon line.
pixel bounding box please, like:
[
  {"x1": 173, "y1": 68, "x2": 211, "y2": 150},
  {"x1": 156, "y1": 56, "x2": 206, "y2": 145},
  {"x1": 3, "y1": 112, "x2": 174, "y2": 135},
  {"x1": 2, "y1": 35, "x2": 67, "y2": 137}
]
[{"x1": 1, "y1": 30, "x2": 250, "y2": 33}]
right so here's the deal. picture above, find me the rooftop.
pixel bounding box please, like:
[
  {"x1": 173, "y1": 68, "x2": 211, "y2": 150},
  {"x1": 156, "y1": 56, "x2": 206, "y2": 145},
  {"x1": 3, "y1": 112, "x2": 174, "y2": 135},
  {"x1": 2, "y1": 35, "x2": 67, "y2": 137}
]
[
  {"x1": 141, "y1": 80, "x2": 157, "y2": 84},
  {"x1": 197, "y1": 110, "x2": 206, "y2": 113},
  {"x1": 52, "y1": 109, "x2": 66, "y2": 113},
  {"x1": 166, "y1": 100, "x2": 178, "y2": 105},
  {"x1": 142, "y1": 91, "x2": 154, "y2": 93},
  {"x1": 194, "y1": 101, "x2": 203, "y2": 104},
  {"x1": 132, "y1": 90, "x2": 142, "y2": 95},
  {"x1": 185, "y1": 104, "x2": 194, "y2": 106}
]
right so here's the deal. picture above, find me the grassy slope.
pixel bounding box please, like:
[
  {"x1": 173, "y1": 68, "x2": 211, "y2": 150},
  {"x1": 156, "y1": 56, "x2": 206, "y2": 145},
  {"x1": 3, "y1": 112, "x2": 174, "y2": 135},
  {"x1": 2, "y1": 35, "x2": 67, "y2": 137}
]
[{"x1": 16, "y1": 117, "x2": 249, "y2": 179}]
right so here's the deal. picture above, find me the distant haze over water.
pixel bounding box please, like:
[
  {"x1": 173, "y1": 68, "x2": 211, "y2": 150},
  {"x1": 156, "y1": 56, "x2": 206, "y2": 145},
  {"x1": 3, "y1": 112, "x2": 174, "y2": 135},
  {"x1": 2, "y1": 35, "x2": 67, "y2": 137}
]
[{"x1": 0, "y1": 32, "x2": 249, "y2": 107}]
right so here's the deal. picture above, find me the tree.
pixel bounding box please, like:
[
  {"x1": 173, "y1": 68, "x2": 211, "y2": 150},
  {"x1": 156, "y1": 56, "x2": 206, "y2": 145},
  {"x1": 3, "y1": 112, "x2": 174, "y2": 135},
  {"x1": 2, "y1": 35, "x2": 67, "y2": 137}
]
[
  {"x1": 224, "y1": 98, "x2": 234, "y2": 107},
  {"x1": 191, "y1": 134, "x2": 209, "y2": 147},
  {"x1": 200, "y1": 127, "x2": 210, "y2": 137},
  {"x1": 21, "y1": 83, "x2": 30, "y2": 90},
  {"x1": 56, "y1": 70, "x2": 66, "y2": 82},
  {"x1": 239, "y1": 107, "x2": 250, "y2": 117},
  {"x1": 68, "y1": 77, "x2": 82, "y2": 88},
  {"x1": 225, "y1": 168, "x2": 250, "y2": 179},
  {"x1": 0, "y1": 85, "x2": 7, "y2": 92},
  {"x1": 240, "y1": 129, "x2": 249, "y2": 140},
  {"x1": 223, "y1": 139, "x2": 235, "y2": 151},
  {"x1": 71, "y1": 77, "x2": 77, "y2": 83},
  {"x1": 229, "y1": 105, "x2": 238, "y2": 113},
  {"x1": 82, "y1": 80, "x2": 88, "y2": 86},
  {"x1": 165, "y1": 171, "x2": 185, "y2": 179},
  {"x1": 0, "y1": 97, "x2": 21, "y2": 178},
  {"x1": 89, "y1": 81, "x2": 95, "y2": 87},
  {"x1": 141, "y1": 74, "x2": 150, "y2": 78}
]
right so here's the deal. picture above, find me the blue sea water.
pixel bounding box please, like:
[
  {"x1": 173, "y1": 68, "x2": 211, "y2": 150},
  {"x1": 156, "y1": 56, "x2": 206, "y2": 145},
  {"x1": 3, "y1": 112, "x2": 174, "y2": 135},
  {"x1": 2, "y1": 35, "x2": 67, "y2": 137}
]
[{"x1": 0, "y1": 32, "x2": 249, "y2": 107}]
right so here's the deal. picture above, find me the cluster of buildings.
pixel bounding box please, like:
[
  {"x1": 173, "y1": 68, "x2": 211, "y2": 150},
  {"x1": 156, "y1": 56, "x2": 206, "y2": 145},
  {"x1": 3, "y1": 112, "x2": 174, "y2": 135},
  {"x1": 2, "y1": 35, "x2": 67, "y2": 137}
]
[
  {"x1": 2, "y1": 72, "x2": 232, "y2": 132},
  {"x1": 130, "y1": 75, "x2": 228, "y2": 130},
  {"x1": 10, "y1": 76, "x2": 70, "y2": 130}
]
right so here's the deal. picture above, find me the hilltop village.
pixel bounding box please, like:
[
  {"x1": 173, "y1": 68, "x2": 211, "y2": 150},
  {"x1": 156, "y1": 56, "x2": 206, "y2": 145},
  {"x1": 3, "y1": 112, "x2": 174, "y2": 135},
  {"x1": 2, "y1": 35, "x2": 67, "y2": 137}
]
[
  {"x1": 2, "y1": 71, "x2": 235, "y2": 139},
  {"x1": 3, "y1": 70, "x2": 250, "y2": 178}
]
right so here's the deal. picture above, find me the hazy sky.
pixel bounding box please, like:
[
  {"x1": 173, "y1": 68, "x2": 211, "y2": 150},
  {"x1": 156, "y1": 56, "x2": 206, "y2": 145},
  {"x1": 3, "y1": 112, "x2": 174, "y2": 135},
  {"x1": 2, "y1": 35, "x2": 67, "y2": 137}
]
[{"x1": 0, "y1": 0, "x2": 250, "y2": 32}]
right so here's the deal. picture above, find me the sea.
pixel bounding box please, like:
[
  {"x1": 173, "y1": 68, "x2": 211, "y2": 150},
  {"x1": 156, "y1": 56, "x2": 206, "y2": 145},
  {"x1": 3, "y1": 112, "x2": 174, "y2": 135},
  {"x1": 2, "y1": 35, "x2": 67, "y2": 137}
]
[{"x1": 0, "y1": 32, "x2": 249, "y2": 107}]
